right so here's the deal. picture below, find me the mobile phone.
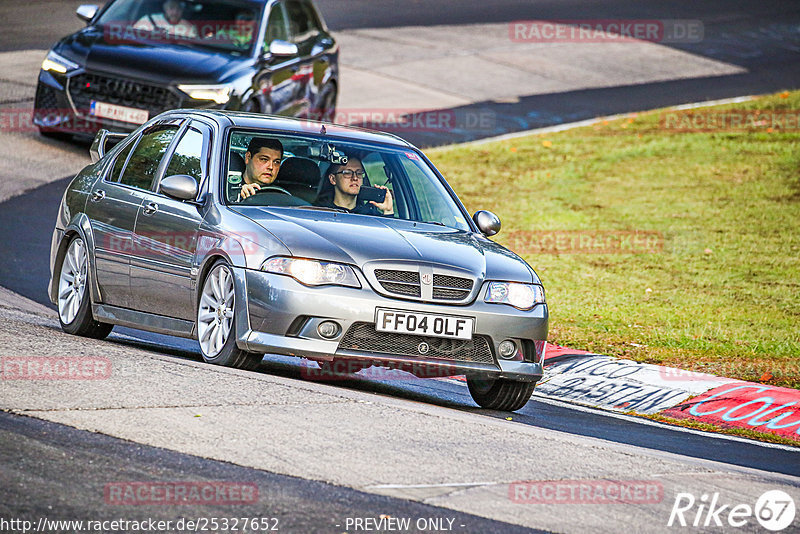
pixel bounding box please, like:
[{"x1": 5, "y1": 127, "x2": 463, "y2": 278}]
[{"x1": 359, "y1": 186, "x2": 386, "y2": 204}]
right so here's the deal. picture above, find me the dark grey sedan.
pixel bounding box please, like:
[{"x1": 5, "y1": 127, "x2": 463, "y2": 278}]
[{"x1": 48, "y1": 110, "x2": 548, "y2": 411}]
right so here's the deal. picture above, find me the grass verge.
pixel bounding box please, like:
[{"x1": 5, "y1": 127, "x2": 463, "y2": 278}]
[{"x1": 430, "y1": 90, "x2": 800, "y2": 389}]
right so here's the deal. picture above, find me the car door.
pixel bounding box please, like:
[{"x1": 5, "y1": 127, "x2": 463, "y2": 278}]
[
  {"x1": 130, "y1": 121, "x2": 210, "y2": 320},
  {"x1": 253, "y1": 1, "x2": 301, "y2": 115},
  {"x1": 83, "y1": 121, "x2": 179, "y2": 308}
]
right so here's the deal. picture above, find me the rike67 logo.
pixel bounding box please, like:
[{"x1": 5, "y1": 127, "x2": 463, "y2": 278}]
[{"x1": 668, "y1": 490, "x2": 796, "y2": 531}]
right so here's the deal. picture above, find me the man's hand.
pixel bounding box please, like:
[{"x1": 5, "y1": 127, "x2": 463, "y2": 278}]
[
  {"x1": 370, "y1": 185, "x2": 394, "y2": 215},
  {"x1": 238, "y1": 182, "x2": 262, "y2": 200}
]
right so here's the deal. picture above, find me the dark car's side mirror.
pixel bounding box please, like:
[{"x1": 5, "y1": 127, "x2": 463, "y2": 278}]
[
  {"x1": 473, "y1": 210, "x2": 501, "y2": 236},
  {"x1": 76, "y1": 4, "x2": 98, "y2": 24},
  {"x1": 160, "y1": 175, "x2": 199, "y2": 201},
  {"x1": 263, "y1": 39, "x2": 299, "y2": 60}
]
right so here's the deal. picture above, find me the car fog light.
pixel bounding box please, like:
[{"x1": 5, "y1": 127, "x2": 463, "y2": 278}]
[
  {"x1": 318, "y1": 321, "x2": 341, "y2": 339},
  {"x1": 498, "y1": 340, "x2": 518, "y2": 359}
]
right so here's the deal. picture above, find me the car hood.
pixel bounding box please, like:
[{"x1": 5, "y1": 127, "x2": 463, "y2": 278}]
[
  {"x1": 234, "y1": 207, "x2": 536, "y2": 283},
  {"x1": 59, "y1": 27, "x2": 250, "y2": 83}
]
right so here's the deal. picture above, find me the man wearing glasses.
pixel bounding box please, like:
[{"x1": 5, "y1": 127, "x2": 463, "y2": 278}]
[{"x1": 319, "y1": 157, "x2": 394, "y2": 216}]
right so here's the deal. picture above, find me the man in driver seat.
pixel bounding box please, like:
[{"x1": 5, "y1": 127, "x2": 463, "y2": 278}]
[{"x1": 230, "y1": 138, "x2": 283, "y2": 202}]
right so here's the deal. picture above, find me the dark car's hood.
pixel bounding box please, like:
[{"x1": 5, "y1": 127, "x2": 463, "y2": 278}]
[
  {"x1": 58, "y1": 27, "x2": 250, "y2": 84},
  {"x1": 234, "y1": 208, "x2": 535, "y2": 283}
]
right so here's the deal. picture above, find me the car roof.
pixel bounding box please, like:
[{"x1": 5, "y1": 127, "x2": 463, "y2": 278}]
[{"x1": 167, "y1": 109, "x2": 416, "y2": 149}]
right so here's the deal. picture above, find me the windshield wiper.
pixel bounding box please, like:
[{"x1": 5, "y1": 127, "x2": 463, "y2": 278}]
[{"x1": 292, "y1": 205, "x2": 348, "y2": 213}]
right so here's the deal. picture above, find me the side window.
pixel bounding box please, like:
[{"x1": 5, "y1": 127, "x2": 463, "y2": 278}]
[
  {"x1": 264, "y1": 2, "x2": 289, "y2": 47},
  {"x1": 119, "y1": 126, "x2": 179, "y2": 190},
  {"x1": 164, "y1": 127, "x2": 204, "y2": 185},
  {"x1": 300, "y1": 0, "x2": 322, "y2": 32},
  {"x1": 108, "y1": 138, "x2": 136, "y2": 183},
  {"x1": 285, "y1": 0, "x2": 312, "y2": 41},
  {"x1": 401, "y1": 157, "x2": 468, "y2": 230}
]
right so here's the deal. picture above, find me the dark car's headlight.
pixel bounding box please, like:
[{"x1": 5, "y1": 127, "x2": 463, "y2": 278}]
[
  {"x1": 41, "y1": 51, "x2": 79, "y2": 74},
  {"x1": 177, "y1": 84, "x2": 232, "y2": 104},
  {"x1": 262, "y1": 257, "x2": 361, "y2": 288},
  {"x1": 485, "y1": 282, "x2": 545, "y2": 310}
]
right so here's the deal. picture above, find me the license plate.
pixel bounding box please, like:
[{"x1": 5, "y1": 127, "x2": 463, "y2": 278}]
[
  {"x1": 90, "y1": 101, "x2": 149, "y2": 125},
  {"x1": 375, "y1": 309, "x2": 474, "y2": 340}
]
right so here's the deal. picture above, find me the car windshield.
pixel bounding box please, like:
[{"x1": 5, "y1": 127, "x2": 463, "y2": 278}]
[
  {"x1": 96, "y1": 0, "x2": 261, "y2": 55},
  {"x1": 224, "y1": 130, "x2": 473, "y2": 231}
]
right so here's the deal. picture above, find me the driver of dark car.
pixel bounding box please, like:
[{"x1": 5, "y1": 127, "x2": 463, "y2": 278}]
[
  {"x1": 317, "y1": 157, "x2": 394, "y2": 215},
  {"x1": 133, "y1": 0, "x2": 198, "y2": 38},
  {"x1": 232, "y1": 138, "x2": 284, "y2": 201}
]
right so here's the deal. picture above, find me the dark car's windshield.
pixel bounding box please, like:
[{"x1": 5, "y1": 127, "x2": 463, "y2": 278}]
[
  {"x1": 96, "y1": 0, "x2": 262, "y2": 55},
  {"x1": 225, "y1": 130, "x2": 472, "y2": 231}
]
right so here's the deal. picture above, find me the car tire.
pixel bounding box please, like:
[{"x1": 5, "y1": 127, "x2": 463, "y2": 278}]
[
  {"x1": 196, "y1": 260, "x2": 262, "y2": 370},
  {"x1": 466, "y1": 376, "x2": 536, "y2": 411},
  {"x1": 56, "y1": 236, "x2": 113, "y2": 339}
]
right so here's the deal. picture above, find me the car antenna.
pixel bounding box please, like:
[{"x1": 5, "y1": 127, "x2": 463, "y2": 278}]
[{"x1": 320, "y1": 124, "x2": 326, "y2": 135}]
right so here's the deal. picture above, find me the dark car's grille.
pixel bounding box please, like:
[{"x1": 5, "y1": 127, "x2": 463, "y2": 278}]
[
  {"x1": 68, "y1": 73, "x2": 181, "y2": 116},
  {"x1": 339, "y1": 322, "x2": 495, "y2": 364},
  {"x1": 373, "y1": 269, "x2": 474, "y2": 302}
]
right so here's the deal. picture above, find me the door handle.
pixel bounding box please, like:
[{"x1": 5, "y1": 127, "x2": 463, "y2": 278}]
[
  {"x1": 142, "y1": 202, "x2": 159, "y2": 215},
  {"x1": 90, "y1": 190, "x2": 106, "y2": 202}
]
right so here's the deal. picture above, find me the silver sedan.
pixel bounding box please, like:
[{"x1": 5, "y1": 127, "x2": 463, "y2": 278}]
[{"x1": 49, "y1": 109, "x2": 548, "y2": 411}]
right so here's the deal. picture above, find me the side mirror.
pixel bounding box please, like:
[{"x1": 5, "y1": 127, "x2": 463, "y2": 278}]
[
  {"x1": 160, "y1": 175, "x2": 199, "y2": 201},
  {"x1": 472, "y1": 210, "x2": 501, "y2": 236},
  {"x1": 76, "y1": 4, "x2": 98, "y2": 23},
  {"x1": 265, "y1": 39, "x2": 299, "y2": 59}
]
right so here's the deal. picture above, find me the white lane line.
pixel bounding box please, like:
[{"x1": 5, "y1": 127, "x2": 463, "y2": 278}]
[{"x1": 367, "y1": 482, "x2": 499, "y2": 489}]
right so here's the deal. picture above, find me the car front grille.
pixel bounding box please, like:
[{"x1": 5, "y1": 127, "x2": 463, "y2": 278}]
[
  {"x1": 373, "y1": 269, "x2": 474, "y2": 302},
  {"x1": 339, "y1": 322, "x2": 495, "y2": 364},
  {"x1": 67, "y1": 73, "x2": 181, "y2": 116},
  {"x1": 433, "y1": 274, "x2": 472, "y2": 300},
  {"x1": 374, "y1": 269, "x2": 421, "y2": 297}
]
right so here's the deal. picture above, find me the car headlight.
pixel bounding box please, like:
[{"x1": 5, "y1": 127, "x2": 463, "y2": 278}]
[
  {"x1": 485, "y1": 281, "x2": 545, "y2": 310},
  {"x1": 177, "y1": 84, "x2": 232, "y2": 104},
  {"x1": 262, "y1": 257, "x2": 361, "y2": 288},
  {"x1": 41, "y1": 51, "x2": 79, "y2": 74}
]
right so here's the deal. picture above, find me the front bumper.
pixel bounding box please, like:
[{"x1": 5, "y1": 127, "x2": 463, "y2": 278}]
[
  {"x1": 33, "y1": 68, "x2": 220, "y2": 136},
  {"x1": 234, "y1": 268, "x2": 548, "y2": 382}
]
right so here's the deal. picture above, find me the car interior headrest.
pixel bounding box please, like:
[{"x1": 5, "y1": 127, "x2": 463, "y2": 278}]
[
  {"x1": 229, "y1": 151, "x2": 246, "y2": 173},
  {"x1": 275, "y1": 157, "x2": 320, "y2": 187}
]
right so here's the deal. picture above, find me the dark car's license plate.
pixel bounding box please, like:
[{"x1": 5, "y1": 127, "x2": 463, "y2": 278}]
[
  {"x1": 90, "y1": 101, "x2": 149, "y2": 124},
  {"x1": 375, "y1": 308, "x2": 474, "y2": 340}
]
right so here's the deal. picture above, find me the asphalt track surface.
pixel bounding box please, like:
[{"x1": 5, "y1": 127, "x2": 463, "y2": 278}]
[
  {"x1": 0, "y1": 411, "x2": 544, "y2": 533},
  {"x1": 1, "y1": 177, "x2": 800, "y2": 483},
  {"x1": 2, "y1": 0, "x2": 800, "y2": 530}
]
